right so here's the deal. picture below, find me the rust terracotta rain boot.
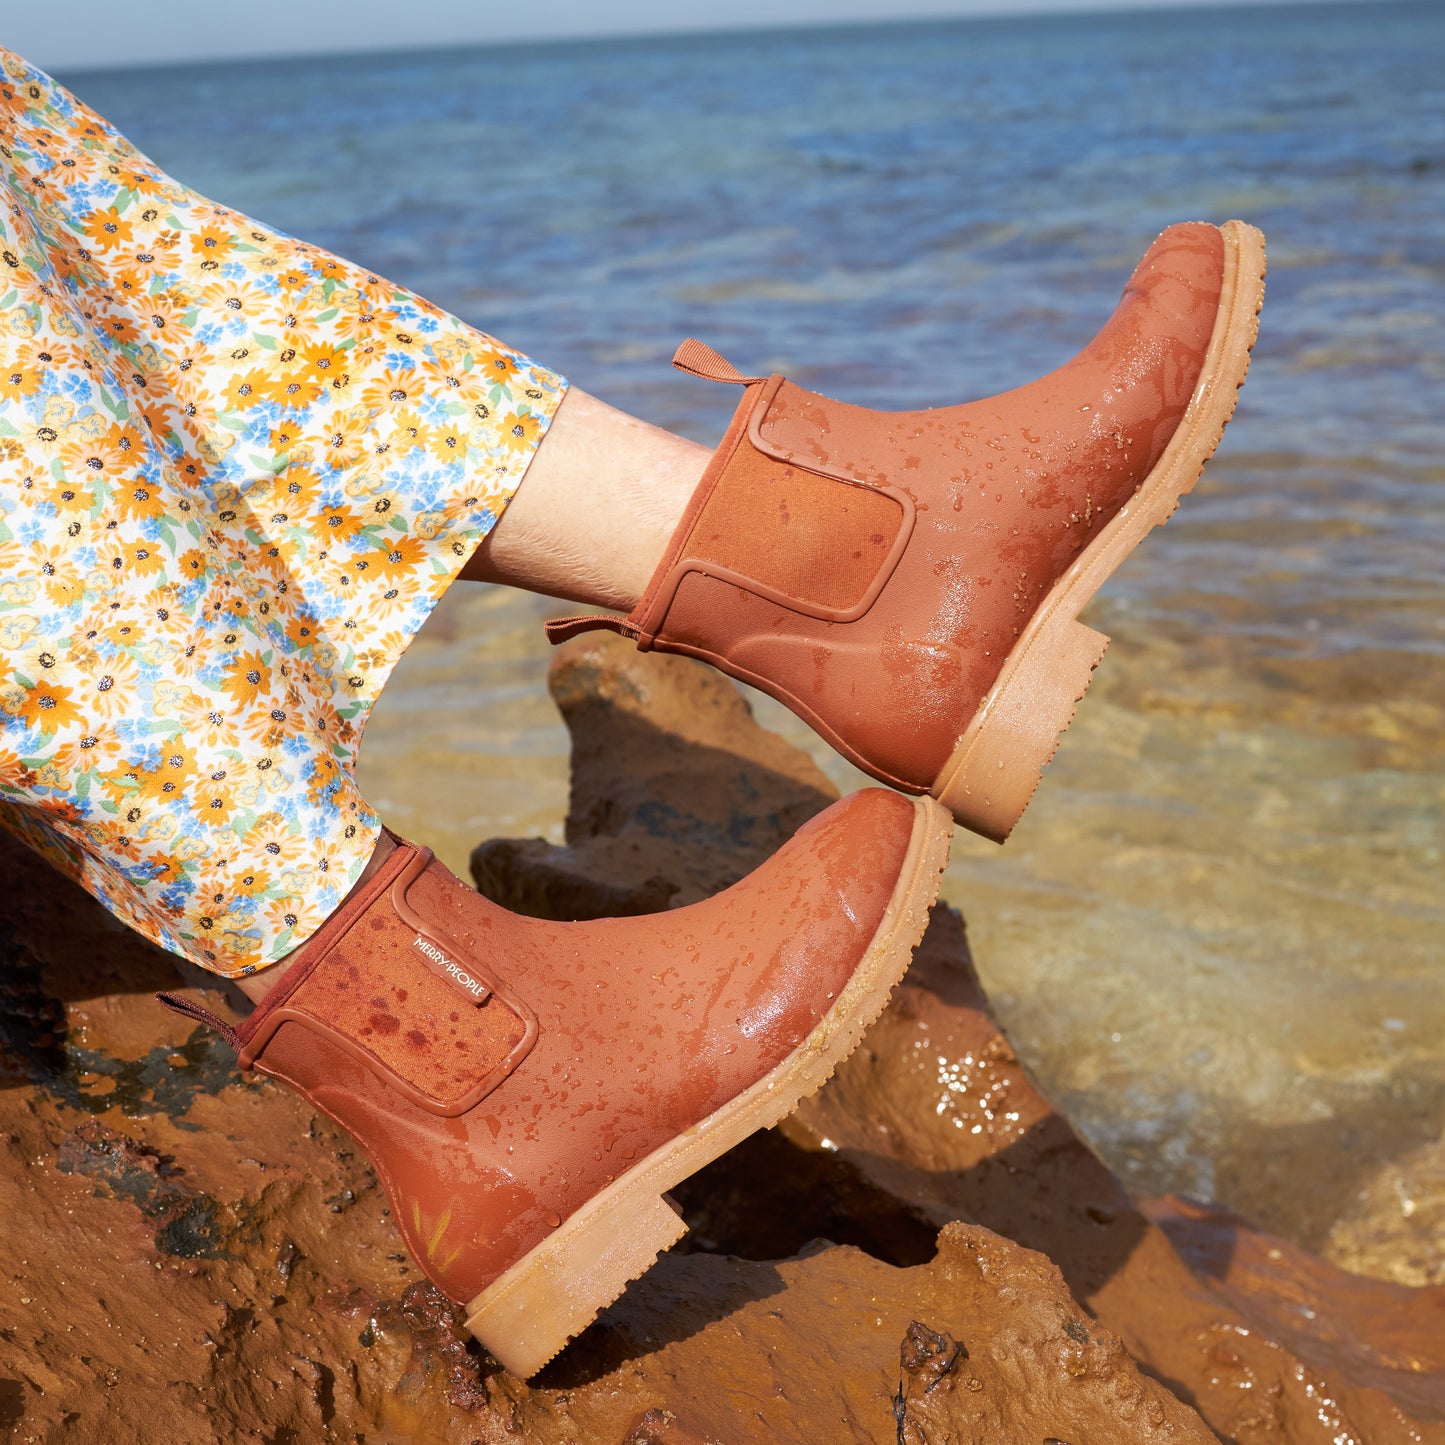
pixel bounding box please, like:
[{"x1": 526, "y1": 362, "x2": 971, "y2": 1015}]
[
  {"x1": 158, "y1": 788, "x2": 951, "y2": 1378},
  {"x1": 547, "y1": 220, "x2": 1266, "y2": 842}
]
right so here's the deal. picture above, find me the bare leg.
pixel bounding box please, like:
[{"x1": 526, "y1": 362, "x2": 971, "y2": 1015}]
[{"x1": 461, "y1": 388, "x2": 710, "y2": 611}]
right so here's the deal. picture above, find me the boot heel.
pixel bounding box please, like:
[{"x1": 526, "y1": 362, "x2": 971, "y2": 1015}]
[
  {"x1": 464, "y1": 1187, "x2": 688, "y2": 1378},
  {"x1": 932, "y1": 616, "x2": 1109, "y2": 843}
]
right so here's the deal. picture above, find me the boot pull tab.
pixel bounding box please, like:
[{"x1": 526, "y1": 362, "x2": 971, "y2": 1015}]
[
  {"x1": 543, "y1": 614, "x2": 643, "y2": 647},
  {"x1": 672, "y1": 338, "x2": 765, "y2": 387},
  {"x1": 155, "y1": 991, "x2": 242, "y2": 1052}
]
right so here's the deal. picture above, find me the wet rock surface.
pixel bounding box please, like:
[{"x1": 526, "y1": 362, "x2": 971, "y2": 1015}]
[{"x1": 0, "y1": 630, "x2": 1440, "y2": 1442}]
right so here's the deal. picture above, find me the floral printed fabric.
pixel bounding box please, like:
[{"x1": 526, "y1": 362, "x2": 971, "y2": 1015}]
[{"x1": 0, "y1": 51, "x2": 566, "y2": 977}]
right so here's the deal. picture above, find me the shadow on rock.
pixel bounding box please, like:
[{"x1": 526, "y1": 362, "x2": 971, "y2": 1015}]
[
  {"x1": 472, "y1": 628, "x2": 839, "y2": 916},
  {"x1": 0, "y1": 849, "x2": 253, "y2": 1123}
]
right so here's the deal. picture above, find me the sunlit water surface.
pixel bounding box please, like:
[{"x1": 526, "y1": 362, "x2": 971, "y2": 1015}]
[{"x1": 69, "y1": 1, "x2": 1444, "y2": 1269}]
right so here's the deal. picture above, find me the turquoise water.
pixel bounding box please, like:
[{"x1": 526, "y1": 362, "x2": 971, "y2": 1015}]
[{"x1": 65, "y1": 3, "x2": 1445, "y2": 1270}]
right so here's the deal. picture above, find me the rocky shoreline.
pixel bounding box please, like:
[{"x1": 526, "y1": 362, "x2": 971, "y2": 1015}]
[{"x1": 1, "y1": 634, "x2": 1440, "y2": 1442}]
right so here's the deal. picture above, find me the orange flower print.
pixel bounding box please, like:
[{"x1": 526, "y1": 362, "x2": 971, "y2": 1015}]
[
  {"x1": 175, "y1": 548, "x2": 210, "y2": 584},
  {"x1": 283, "y1": 613, "x2": 321, "y2": 652},
  {"x1": 195, "y1": 776, "x2": 240, "y2": 828},
  {"x1": 130, "y1": 390, "x2": 181, "y2": 443},
  {"x1": 38, "y1": 556, "x2": 87, "y2": 608},
  {"x1": 167, "y1": 344, "x2": 222, "y2": 402},
  {"x1": 76, "y1": 652, "x2": 141, "y2": 720},
  {"x1": 272, "y1": 307, "x2": 326, "y2": 353},
  {"x1": 114, "y1": 162, "x2": 165, "y2": 197},
  {"x1": 133, "y1": 287, "x2": 195, "y2": 345},
  {"x1": 97, "y1": 538, "x2": 167, "y2": 578},
  {"x1": 57, "y1": 429, "x2": 118, "y2": 483},
  {"x1": 5, "y1": 680, "x2": 82, "y2": 734},
  {"x1": 91, "y1": 612, "x2": 146, "y2": 650},
  {"x1": 320, "y1": 407, "x2": 378, "y2": 470},
  {"x1": 108, "y1": 472, "x2": 172, "y2": 523},
  {"x1": 0, "y1": 354, "x2": 44, "y2": 403},
  {"x1": 29, "y1": 795, "x2": 89, "y2": 829},
  {"x1": 226, "y1": 864, "x2": 273, "y2": 900},
  {"x1": 219, "y1": 650, "x2": 272, "y2": 708},
  {"x1": 298, "y1": 340, "x2": 349, "y2": 379},
  {"x1": 131, "y1": 228, "x2": 183, "y2": 268},
  {"x1": 318, "y1": 504, "x2": 370, "y2": 545},
  {"x1": 274, "y1": 464, "x2": 326, "y2": 515},
  {"x1": 359, "y1": 368, "x2": 423, "y2": 412},
  {"x1": 188, "y1": 223, "x2": 236, "y2": 262},
  {"x1": 332, "y1": 294, "x2": 391, "y2": 343},
  {"x1": 102, "y1": 420, "x2": 150, "y2": 461},
  {"x1": 0, "y1": 743, "x2": 38, "y2": 793},
  {"x1": 487, "y1": 354, "x2": 521, "y2": 384},
  {"x1": 224, "y1": 368, "x2": 272, "y2": 409},
  {"x1": 349, "y1": 273, "x2": 399, "y2": 311},
  {"x1": 264, "y1": 421, "x2": 303, "y2": 454},
  {"x1": 106, "y1": 263, "x2": 153, "y2": 300},
  {"x1": 78, "y1": 208, "x2": 134, "y2": 252},
  {"x1": 367, "y1": 535, "x2": 427, "y2": 579},
  {"x1": 90, "y1": 305, "x2": 142, "y2": 348},
  {"x1": 500, "y1": 411, "x2": 544, "y2": 454},
  {"x1": 36, "y1": 476, "x2": 94, "y2": 528},
  {"x1": 255, "y1": 368, "x2": 325, "y2": 412},
  {"x1": 200, "y1": 277, "x2": 276, "y2": 323},
  {"x1": 152, "y1": 739, "x2": 201, "y2": 793},
  {"x1": 420, "y1": 419, "x2": 467, "y2": 458},
  {"x1": 272, "y1": 263, "x2": 319, "y2": 296}
]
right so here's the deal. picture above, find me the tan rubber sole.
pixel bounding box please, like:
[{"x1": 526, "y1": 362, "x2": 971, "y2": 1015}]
[
  {"x1": 463, "y1": 794, "x2": 954, "y2": 1379},
  {"x1": 930, "y1": 220, "x2": 1267, "y2": 843}
]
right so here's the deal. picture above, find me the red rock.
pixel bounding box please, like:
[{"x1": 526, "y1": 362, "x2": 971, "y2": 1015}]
[{"x1": 0, "y1": 629, "x2": 1439, "y2": 1443}]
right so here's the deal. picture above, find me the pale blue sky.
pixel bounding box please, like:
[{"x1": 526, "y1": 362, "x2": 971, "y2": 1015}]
[{"x1": 11, "y1": 0, "x2": 1348, "y2": 73}]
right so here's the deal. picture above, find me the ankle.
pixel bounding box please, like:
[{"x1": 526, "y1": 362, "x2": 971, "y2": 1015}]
[
  {"x1": 462, "y1": 388, "x2": 708, "y2": 611},
  {"x1": 235, "y1": 830, "x2": 399, "y2": 1005}
]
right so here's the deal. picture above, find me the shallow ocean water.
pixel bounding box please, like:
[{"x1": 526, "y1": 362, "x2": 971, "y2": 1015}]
[{"x1": 67, "y1": 1, "x2": 1444, "y2": 1265}]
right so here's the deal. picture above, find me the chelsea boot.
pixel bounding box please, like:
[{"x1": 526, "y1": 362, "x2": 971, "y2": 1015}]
[
  {"x1": 159, "y1": 788, "x2": 951, "y2": 1376},
  {"x1": 548, "y1": 221, "x2": 1266, "y2": 841}
]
